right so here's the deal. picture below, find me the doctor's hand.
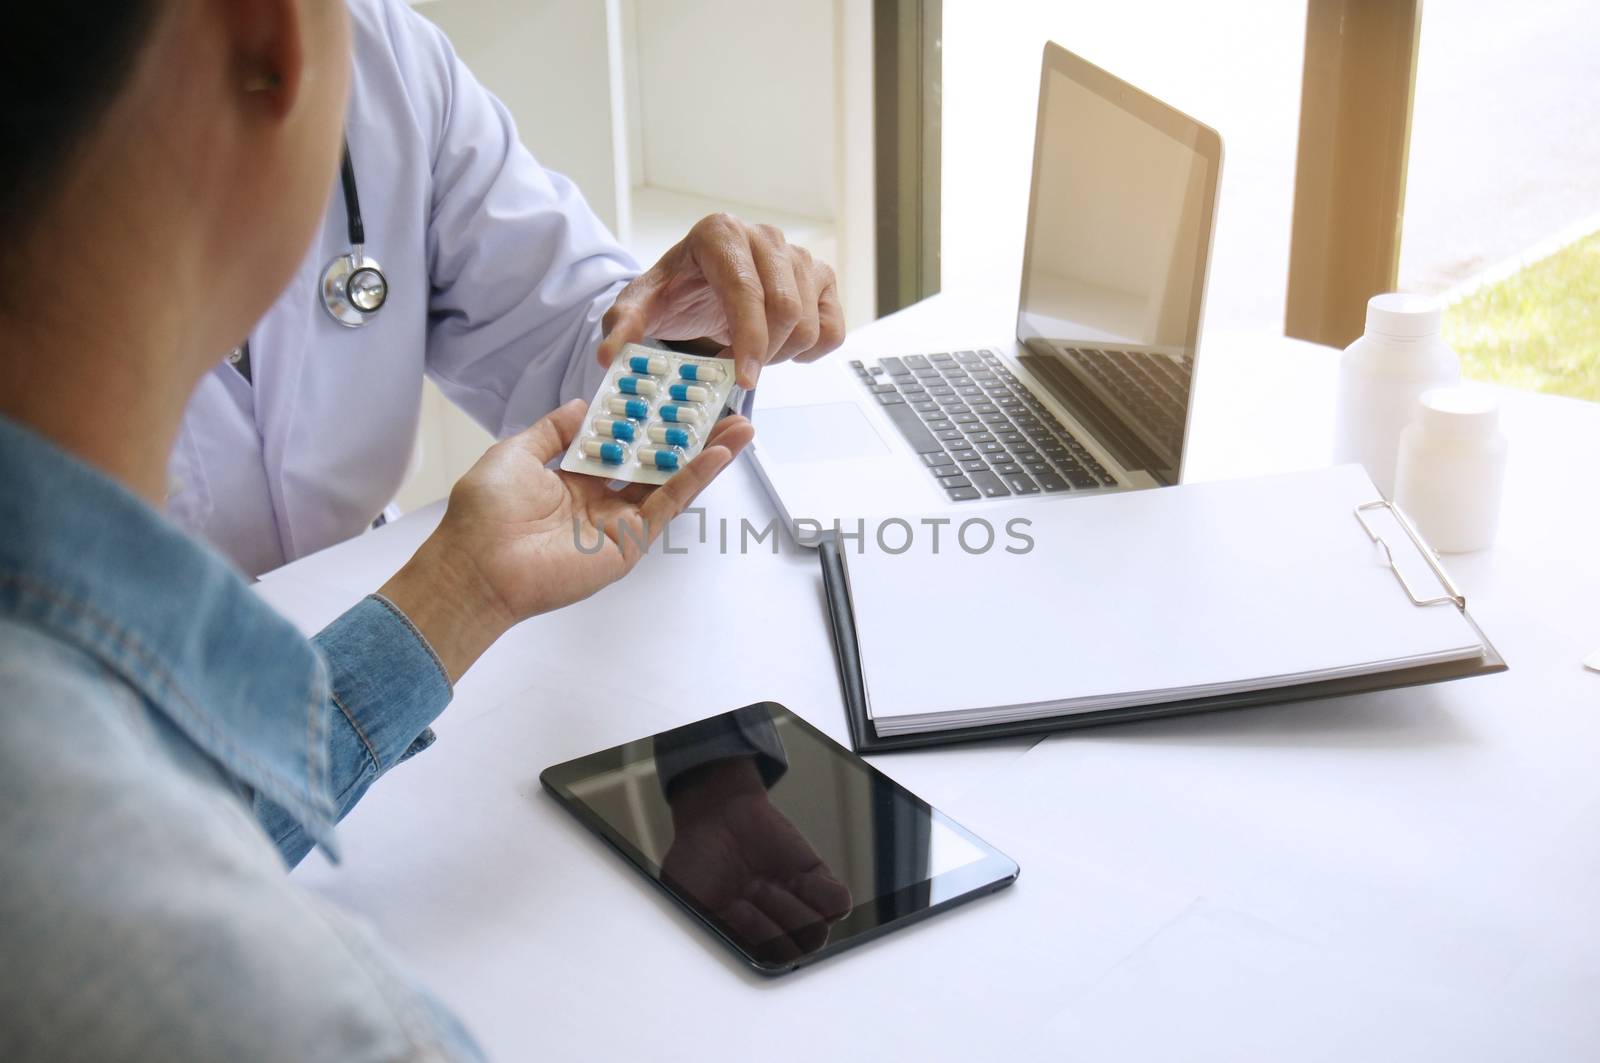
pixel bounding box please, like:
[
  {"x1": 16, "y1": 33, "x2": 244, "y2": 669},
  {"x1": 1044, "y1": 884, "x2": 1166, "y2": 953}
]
[
  {"x1": 596, "y1": 213, "x2": 845, "y2": 390},
  {"x1": 379, "y1": 398, "x2": 755, "y2": 682}
]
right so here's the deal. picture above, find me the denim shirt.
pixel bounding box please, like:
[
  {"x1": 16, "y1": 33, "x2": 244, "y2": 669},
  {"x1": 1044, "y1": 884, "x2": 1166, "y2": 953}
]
[{"x1": 0, "y1": 417, "x2": 485, "y2": 1061}]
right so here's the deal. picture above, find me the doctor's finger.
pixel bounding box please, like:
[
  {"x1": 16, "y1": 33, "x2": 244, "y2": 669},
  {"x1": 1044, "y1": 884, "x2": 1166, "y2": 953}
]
[
  {"x1": 690, "y1": 216, "x2": 768, "y2": 389},
  {"x1": 772, "y1": 244, "x2": 822, "y2": 365},
  {"x1": 596, "y1": 290, "x2": 652, "y2": 368},
  {"x1": 507, "y1": 398, "x2": 587, "y2": 465},
  {"x1": 747, "y1": 225, "x2": 804, "y2": 367},
  {"x1": 796, "y1": 263, "x2": 845, "y2": 363}
]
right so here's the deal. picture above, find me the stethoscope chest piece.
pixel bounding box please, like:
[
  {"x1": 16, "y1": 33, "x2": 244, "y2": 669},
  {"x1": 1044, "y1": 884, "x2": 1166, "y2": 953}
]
[
  {"x1": 321, "y1": 246, "x2": 388, "y2": 327},
  {"x1": 320, "y1": 141, "x2": 386, "y2": 328}
]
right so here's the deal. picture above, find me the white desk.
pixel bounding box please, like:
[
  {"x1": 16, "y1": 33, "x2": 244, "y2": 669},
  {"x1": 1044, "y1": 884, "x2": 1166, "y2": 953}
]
[{"x1": 266, "y1": 294, "x2": 1600, "y2": 1062}]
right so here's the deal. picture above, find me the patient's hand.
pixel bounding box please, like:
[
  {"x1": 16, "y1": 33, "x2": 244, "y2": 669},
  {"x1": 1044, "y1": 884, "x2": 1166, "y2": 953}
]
[
  {"x1": 381, "y1": 398, "x2": 754, "y2": 682},
  {"x1": 659, "y1": 758, "x2": 853, "y2": 964}
]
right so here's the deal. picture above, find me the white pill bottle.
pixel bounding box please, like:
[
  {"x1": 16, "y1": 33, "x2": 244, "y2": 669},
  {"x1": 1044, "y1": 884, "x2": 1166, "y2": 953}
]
[
  {"x1": 1332, "y1": 293, "x2": 1460, "y2": 497},
  {"x1": 1393, "y1": 387, "x2": 1508, "y2": 553}
]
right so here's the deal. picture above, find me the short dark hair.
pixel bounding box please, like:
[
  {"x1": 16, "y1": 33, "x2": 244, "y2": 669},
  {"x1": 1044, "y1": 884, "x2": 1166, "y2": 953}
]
[{"x1": 0, "y1": 4, "x2": 160, "y2": 242}]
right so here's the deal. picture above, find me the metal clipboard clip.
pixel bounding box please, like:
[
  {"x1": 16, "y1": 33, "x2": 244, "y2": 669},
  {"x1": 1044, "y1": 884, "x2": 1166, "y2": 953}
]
[{"x1": 1354, "y1": 499, "x2": 1466, "y2": 610}]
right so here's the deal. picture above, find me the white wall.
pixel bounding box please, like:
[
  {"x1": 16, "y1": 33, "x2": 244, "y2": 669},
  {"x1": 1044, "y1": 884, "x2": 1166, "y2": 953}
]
[
  {"x1": 630, "y1": 0, "x2": 837, "y2": 221},
  {"x1": 418, "y1": 0, "x2": 626, "y2": 230}
]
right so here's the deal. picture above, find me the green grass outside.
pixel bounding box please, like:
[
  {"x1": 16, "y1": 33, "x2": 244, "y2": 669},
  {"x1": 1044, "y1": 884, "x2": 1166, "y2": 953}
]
[{"x1": 1442, "y1": 229, "x2": 1600, "y2": 403}]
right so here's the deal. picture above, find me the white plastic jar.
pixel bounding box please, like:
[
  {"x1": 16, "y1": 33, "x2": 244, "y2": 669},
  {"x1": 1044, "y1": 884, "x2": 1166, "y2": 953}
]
[
  {"x1": 1333, "y1": 293, "x2": 1461, "y2": 497},
  {"x1": 1393, "y1": 386, "x2": 1508, "y2": 553}
]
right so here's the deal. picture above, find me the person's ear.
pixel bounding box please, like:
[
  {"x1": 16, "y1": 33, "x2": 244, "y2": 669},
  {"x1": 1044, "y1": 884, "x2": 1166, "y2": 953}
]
[{"x1": 229, "y1": 0, "x2": 304, "y2": 119}]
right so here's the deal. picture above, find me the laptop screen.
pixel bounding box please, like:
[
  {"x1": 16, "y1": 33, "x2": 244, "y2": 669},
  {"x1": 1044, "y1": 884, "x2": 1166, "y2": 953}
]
[{"x1": 1015, "y1": 45, "x2": 1220, "y2": 486}]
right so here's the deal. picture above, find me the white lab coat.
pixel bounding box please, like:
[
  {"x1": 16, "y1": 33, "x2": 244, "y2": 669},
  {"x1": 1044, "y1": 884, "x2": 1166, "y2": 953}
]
[{"x1": 167, "y1": 0, "x2": 638, "y2": 577}]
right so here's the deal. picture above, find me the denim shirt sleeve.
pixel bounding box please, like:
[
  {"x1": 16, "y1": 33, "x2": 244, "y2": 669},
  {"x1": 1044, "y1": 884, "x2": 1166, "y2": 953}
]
[{"x1": 256, "y1": 594, "x2": 453, "y2": 867}]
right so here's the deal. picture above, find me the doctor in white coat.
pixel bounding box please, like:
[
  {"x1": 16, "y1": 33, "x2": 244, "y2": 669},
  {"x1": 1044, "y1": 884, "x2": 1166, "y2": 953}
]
[{"x1": 170, "y1": 0, "x2": 843, "y2": 577}]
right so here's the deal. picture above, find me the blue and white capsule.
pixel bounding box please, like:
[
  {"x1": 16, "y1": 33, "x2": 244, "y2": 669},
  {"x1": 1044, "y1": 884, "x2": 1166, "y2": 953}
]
[
  {"x1": 637, "y1": 444, "x2": 683, "y2": 471},
  {"x1": 668, "y1": 383, "x2": 711, "y2": 403},
  {"x1": 579, "y1": 438, "x2": 627, "y2": 465},
  {"x1": 616, "y1": 375, "x2": 659, "y2": 397},
  {"x1": 657, "y1": 404, "x2": 702, "y2": 426},
  {"x1": 592, "y1": 417, "x2": 636, "y2": 441},
  {"x1": 647, "y1": 423, "x2": 695, "y2": 447},
  {"x1": 606, "y1": 396, "x2": 651, "y2": 420},
  {"x1": 678, "y1": 362, "x2": 725, "y2": 383},
  {"x1": 628, "y1": 353, "x2": 670, "y2": 375}
]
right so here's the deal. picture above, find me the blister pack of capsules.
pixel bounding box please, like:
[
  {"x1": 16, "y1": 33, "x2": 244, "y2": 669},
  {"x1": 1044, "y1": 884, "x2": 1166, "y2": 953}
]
[{"x1": 559, "y1": 343, "x2": 745, "y2": 485}]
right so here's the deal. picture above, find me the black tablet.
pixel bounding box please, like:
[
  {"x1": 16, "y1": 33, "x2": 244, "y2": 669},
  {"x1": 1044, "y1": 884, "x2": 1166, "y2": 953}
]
[{"x1": 541, "y1": 701, "x2": 1019, "y2": 975}]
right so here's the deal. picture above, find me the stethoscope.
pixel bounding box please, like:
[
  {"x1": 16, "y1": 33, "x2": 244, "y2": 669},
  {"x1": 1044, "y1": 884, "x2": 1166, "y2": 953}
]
[{"x1": 320, "y1": 142, "x2": 388, "y2": 327}]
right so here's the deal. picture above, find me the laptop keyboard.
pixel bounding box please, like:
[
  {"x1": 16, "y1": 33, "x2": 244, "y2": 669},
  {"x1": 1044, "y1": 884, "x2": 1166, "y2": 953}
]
[
  {"x1": 850, "y1": 349, "x2": 1117, "y2": 502},
  {"x1": 1054, "y1": 344, "x2": 1192, "y2": 452}
]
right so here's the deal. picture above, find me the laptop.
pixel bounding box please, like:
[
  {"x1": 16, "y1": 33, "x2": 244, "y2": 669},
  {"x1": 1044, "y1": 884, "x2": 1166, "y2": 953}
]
[{"x1": 748, "y1": 42, "x2": 1223, "y2": 542}]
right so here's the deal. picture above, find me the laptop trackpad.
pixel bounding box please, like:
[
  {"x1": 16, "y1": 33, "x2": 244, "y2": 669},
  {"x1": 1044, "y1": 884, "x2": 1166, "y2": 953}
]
[{"x1": 758, "y1": 403, "x2": 890, "y2": 463}]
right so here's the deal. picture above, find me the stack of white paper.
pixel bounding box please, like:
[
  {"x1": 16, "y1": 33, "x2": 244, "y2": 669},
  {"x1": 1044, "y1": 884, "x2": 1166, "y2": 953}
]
[{"x1": 847, "y1": 465, "x2": 1485, "y2": 736}]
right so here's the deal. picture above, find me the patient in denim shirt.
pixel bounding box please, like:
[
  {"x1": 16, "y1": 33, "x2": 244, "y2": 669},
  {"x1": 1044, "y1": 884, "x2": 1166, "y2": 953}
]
[
  {"x1": 0, "y1": 3, "x2": 756, "y2": 1058},
  {"x1": 0, "y1": 417, "x2": 480, "y2": 1059}
]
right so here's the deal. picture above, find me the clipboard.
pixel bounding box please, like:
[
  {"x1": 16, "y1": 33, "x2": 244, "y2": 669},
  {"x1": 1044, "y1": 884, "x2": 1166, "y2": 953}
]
[{"x1": 818, "y1": 498, "x2": 1507, "y2": 755}]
